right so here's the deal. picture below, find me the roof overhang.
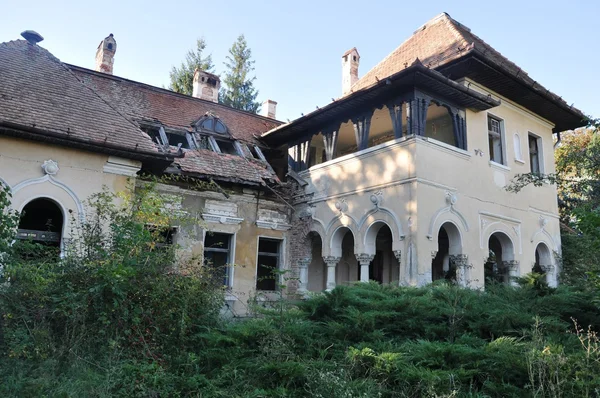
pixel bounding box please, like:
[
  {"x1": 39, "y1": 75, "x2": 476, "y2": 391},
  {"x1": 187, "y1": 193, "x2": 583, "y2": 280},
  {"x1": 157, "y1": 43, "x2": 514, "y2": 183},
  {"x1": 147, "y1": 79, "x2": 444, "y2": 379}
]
[
  {"x1": 0, "y1": 121, "x2": 178, "y2": 172},
  {"x1": 438, "y1": 52, "x2": 587, "y2": 133},
  {"x1": 261, "y1": 62, "x2": 500, "y2": 147}
]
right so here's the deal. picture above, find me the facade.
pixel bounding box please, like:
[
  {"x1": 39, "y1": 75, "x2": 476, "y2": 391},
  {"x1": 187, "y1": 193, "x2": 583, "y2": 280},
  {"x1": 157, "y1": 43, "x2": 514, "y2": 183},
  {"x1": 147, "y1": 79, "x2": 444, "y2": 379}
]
[
  {"x1": 0, "y1": 13, "x2": 587, "y2": 315},
  {"x1": 262, "y1": 13, "x2": 586, "y2": 292}
]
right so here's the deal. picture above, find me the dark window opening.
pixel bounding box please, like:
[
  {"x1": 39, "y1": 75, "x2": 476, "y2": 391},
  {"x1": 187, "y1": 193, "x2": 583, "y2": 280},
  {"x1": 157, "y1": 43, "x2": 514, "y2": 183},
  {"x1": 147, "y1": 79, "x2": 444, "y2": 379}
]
[
  {"x1": 145, "y1": 225, "x2": 176, "y2": 251},
  {"x1": 488, "y1": 115, "x2": 504, "y2": 164},
  {"x1": 166, "y1": 132, "x2": 190, "y2": 149},
  {"x1": 17, "y1": 198, "x2": 63, "y2": 247},
  {"x1": 432, "y1": 227, "x2": 453, "y2": 281},
  {"x1": 107, "y1": 43, "x2": 113, "y2": 50},
  {"x1": 529, "y1": 134, "x2": 541, "y2": 174},
  {"x1": 485, "y1": 234, "x2": 510, "y2": 285},
  {"x1": 204, "y1": 232, "x2": 232, "y2": 286},
  {"x1": 207, "y1": 78, "x2": 218, "y2": 87},
  {"x1": 216, "y1": 140, "x2": 239, "y2": 156},
  {"x1": 256, "y1": 238, "x2": 281, "y2": 291}
]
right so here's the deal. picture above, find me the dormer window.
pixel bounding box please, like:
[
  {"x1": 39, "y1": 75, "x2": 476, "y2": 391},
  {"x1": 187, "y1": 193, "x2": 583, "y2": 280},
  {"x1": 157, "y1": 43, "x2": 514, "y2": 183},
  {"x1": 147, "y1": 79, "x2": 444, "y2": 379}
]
[{"x1": 196, "y1": 115, "x2": 228, "y2": 135}]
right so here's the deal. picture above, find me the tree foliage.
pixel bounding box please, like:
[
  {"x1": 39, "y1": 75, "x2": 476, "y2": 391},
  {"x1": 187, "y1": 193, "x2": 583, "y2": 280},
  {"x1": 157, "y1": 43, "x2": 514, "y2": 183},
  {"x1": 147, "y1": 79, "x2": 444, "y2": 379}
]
[
  {"x1": 219, "y1": 34, "x2": 261, "y2": 113},
  {"x1": 168, "y1": 38, "x2": 214, "y2": 96},
  {"x1": 507, "y1": 118, "x2": 600, "y2": 286}
]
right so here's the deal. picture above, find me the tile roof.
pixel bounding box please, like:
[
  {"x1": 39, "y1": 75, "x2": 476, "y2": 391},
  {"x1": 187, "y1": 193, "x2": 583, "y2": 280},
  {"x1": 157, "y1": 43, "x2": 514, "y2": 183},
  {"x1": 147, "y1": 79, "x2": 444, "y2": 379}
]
[
  {"x1": 351, "y1": 13, "x2": 585, "y2": 126},
  {"x1": 0, "y1": 40, "x2": 158, "y2": 154},
  {"x1": 175, "y1": 149, "x2": 276, "y2": 185},
  {"x1": 69, "y1": 66, "x2": 281, "y2": 146}
]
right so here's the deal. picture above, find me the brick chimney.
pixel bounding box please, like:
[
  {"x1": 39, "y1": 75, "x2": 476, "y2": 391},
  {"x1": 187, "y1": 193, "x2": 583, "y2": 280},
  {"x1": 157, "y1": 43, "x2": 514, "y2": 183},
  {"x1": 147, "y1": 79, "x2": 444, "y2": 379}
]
[
  {"x1": 192, "y1": 69, "x2": 220, "y2": 103},
  {"x1": 342, "y1": 47, "x2": 360, "y2": 95},
  {"x1": 261, "y1": 100, "x2": 277, "y2": 119},
  {"x1": 95, "y1": 34, "x2": 116, "y2": 75}
]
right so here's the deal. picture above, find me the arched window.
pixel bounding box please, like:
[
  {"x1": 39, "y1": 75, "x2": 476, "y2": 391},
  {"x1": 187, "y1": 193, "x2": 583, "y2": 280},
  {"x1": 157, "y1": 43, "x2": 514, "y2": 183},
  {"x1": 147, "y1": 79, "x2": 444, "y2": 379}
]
[
  {"x1": 196, "y1": 115, "x2": 228, "y2": 134},
  {"x1": 17, "y1": 198, "x2": 64, "y2": 248}
]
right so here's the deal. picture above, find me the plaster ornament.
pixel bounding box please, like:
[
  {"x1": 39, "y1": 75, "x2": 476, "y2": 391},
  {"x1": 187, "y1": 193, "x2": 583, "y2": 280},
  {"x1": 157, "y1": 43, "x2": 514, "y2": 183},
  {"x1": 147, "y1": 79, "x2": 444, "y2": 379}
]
[
  {"x1": 445, "y1": 192, "x2": 457, "y2": 206},
  {"x1": 370, "y1": 191, "x2": 383, "y2": 208},
  {"x1": 334, "y1": 199, "x2": 348, "y2": 213},
  {"x1": 41, "y1": 160, "x2": 59, "y2": 175},
  {"x1": 539, "y1": 216, "x2": 548, "y2": 228}
]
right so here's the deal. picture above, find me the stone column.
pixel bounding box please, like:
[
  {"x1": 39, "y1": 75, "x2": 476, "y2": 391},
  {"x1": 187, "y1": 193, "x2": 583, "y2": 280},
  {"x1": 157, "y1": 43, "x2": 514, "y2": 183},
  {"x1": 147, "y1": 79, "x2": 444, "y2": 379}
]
[
  {"x1": 297, "y1": 258, "x2": 311, "y2": 294},
  {"x1": 323, "y1": 256, "x2": 341, "y2": 291},
  {"x1": 355, "y1": 253, "x2": 375, "y2": 283},
  {"x1": 394, "y1": 250, "x2": 404, "y2": 286},
  {"x1": 450, "y1": 254, "x2": 469, "y2": 287},
  {"x1": 503, "y1": 260, "x2": 520, "y2": 286},
  {"x1": 542, "y1": 264, "x2": 557, "y2": 287}
]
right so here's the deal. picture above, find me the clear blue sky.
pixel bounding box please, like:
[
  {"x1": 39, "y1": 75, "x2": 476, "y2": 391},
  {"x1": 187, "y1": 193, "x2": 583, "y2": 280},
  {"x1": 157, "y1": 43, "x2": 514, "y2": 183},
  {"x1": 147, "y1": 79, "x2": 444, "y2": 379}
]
[{"x1": 2, "y1": 0, "x2": 598, "y2": 123}]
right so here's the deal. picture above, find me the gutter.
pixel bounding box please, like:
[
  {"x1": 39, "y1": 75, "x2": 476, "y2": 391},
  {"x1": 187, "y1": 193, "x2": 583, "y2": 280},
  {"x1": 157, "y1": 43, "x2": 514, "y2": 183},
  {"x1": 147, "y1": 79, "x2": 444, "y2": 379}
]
[{"x1": 0, "y1": 121, "x2": 181, "y2": 163}]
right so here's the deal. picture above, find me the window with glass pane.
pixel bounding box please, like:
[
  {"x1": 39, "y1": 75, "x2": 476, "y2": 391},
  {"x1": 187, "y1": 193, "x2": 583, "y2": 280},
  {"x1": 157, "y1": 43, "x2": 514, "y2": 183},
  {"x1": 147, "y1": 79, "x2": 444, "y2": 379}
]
[
  {"x1": 203, "y1": 232, "x2": 232, "y2": 286},
  {"x1": 529, "y1": 134, "x2": 541, "y2": 174},
  {"x1": 256, "y1": 238, "x2": 281, "y2": 291},
  {"x1": 488, "y1": 115, "x2": 504, "y2": 164}
]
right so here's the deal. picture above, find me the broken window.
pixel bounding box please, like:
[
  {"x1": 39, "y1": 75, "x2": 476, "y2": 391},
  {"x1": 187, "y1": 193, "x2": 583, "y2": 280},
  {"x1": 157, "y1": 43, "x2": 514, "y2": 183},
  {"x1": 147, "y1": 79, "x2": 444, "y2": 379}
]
[
  {"x1": 488, "y1": 115, "x2": 504, "y2": 164},
  {"x1": 204, "y1": 232, "x2": 232, "y2": 286},
  {"x1": 256, "y1": 238, "x2": 281, "y2": 291},
  {"x1": 528, "y1": 133, "x2": 541, "y2": 174},
  {"x1": 196, "y1": 115, "x2": 228, "y2": 135},
  {"x1": 215, "y1": 139, "x2": 240, "y2": 156}
]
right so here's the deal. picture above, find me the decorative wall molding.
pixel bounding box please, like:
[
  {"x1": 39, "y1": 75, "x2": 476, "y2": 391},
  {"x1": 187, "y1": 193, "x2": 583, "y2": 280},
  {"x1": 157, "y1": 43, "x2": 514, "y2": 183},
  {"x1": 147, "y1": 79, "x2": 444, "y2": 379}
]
[
  {"x1": 479, "y1": 211, "x2": 522, "y2": 254},
  {"x1": 530, "y1": 215, "x2": 558, "y2": 250},
  {"x1": 103, "y1": 156, "x2": 142, "y2": 177},
  {"x1": 426, "y1": 192, "x2": 469, "y2": 240},
  {"x1": 256, "y1": 208, "x2": 291, "y2": 230},
  {"x1": 202, "y1": 199, "x2": 243, "y2": 225},
  {"x1": 12, "y1": 174, "x2": 85, "y2": 223},
  {"x1": 41, "y1": 159, "x2": 59, "y2": 175},
  {"x1": 0, "y1": 176, "x2": 10, "y2": 191}
]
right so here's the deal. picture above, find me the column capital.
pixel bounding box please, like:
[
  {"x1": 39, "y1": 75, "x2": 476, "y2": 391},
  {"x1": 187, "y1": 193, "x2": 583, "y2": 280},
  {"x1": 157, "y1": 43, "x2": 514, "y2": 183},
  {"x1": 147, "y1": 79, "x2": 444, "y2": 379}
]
[
  {"x1": 449, "y1": 254, "x2": 469, "y2": 268},
  {"x1": 503, "y1": 260, "x2": 520, "y2": 271},
  {"x1": 393, "y1": 250, "x2": 402, "y2": 261},
  {"x1": 541, "y1": 264, "x2": 555, "y2": 273},
  {"x1": 323, "y1": 256, "x2": 341, "y2": 266},
  {"x1": 355, "y1": 253, "x2": 375, "y2": 264},
  {"x1": 298, "y1": 258, "x2": 311, "y2": 269}
]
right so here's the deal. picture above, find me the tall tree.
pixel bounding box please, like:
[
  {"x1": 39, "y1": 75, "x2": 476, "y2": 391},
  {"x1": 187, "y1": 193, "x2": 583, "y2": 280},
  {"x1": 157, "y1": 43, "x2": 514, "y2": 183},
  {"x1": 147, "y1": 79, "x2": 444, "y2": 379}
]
[
  {"x1": 220, "y1": 35, "x2": 260, "y2": 113},
  {"x1": 169, "y1": 38, "x2": 214, "y2": 96}
]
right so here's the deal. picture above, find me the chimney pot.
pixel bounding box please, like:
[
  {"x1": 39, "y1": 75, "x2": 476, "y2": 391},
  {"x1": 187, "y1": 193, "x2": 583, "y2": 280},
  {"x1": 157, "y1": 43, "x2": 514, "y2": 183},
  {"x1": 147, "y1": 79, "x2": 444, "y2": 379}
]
[
  {"x1": 95, "y1": 34, "x2": 117, "y2": 75},
  {"x1": 21, "y1": 30, "x2": 43, "y2": 44},
  {"x1": 192, "y1": 69, "x2": 220, "y2": 103},
  {"x1": 342, "y1": 47, "x2": 360, "y2": 95},
  {"x1": 261, "y1": 100, "x2": 277, "y2": 119}
]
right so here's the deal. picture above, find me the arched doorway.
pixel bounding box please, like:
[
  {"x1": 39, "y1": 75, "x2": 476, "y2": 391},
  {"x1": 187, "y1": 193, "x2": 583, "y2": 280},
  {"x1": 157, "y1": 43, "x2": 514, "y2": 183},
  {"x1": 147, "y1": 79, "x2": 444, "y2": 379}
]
[
  {"x1": 485, "y1": 232, "x2": 515, "y2": 285},
  {"x1": 17, "y1": 198, "x2": 64, "y2": 251},
  {"x1": 534, "y1": 242, "x2": 555, "y2": 286},
  {"x1": 366, "y1": 224, "x2": 397, "y2": 284},
  {"x1": 432, "y1": 222, "x2": 462, "y2": 282},
  {"x1": 306, "y1": 231, "x2": 326, "y2": 292}
]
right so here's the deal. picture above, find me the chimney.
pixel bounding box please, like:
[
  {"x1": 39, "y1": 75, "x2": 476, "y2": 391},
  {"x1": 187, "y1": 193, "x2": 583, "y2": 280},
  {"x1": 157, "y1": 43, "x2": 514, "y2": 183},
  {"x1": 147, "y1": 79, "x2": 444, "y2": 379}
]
[
  {"x1": 261, "y1": 100, "x2": 277, "y2": 119},
  {"x1": 95, "y1": 34, "x2": 116, "y2": 75},
  {"x1": 342, "y1": 47, "x2": 360, "y2": 95},
  {"x1": 21, "y1": 30, "x2": 44, "y2": 45},
  {"x1": 192, "y1": 69, "x2": 220, "y2": 103}
]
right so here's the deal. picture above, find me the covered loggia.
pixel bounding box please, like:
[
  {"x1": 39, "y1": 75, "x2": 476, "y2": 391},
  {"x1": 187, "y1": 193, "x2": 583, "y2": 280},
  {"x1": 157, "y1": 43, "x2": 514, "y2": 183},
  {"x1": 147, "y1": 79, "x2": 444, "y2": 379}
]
[
  {"x1": 431, "y1": 222, "x2": 463, "y2": 282},
  {"x1": 360, "y1": 221, "x2": 399, "y2": 284},
  {"x1": 17, "y1": 197, "x2": 64, "y2": 249},
  {"x1": 305, "y1": 231, "x2": 327, "y2": 292},
  {"x1": 485, "y1": 232, "x2": 517, "y2": 286}
]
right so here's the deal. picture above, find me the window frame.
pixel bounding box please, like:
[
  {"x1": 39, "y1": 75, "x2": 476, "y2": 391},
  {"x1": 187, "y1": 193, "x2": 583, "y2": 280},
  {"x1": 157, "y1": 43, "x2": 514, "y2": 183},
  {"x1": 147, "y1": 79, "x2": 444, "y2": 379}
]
[
  {"x1": 203, "y1": 231, "x2": 235, "y2": 288},
  {"x1": 255, "y1": 237, "x2": 284, "y2": 291},
  {"x1": 487, "y1": 114, "x2": 506, "y2": 166},
  {"x1": 528, "y1": 132, "x2": 543, "y2": 174}
]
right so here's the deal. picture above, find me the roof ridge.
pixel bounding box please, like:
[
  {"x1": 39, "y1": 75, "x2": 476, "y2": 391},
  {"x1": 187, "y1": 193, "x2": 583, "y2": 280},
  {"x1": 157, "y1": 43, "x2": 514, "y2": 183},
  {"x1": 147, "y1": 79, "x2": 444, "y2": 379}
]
[
  {"x1": 67, "y1": 64, "x2": 282, "y2": 124},
  {"x1": 439, "y1": 13, "x2": 471, "y2": 49}
]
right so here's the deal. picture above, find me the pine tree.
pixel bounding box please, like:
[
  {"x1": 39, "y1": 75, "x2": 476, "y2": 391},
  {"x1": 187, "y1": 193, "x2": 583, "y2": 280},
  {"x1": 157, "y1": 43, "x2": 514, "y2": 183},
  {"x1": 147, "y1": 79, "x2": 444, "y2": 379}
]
[
  {"x1": 220, "y1": 35, "x2": 260, "y2": 113},
  {"x1": 169, "y1": 38, "x2": 214, "y2": 96}
]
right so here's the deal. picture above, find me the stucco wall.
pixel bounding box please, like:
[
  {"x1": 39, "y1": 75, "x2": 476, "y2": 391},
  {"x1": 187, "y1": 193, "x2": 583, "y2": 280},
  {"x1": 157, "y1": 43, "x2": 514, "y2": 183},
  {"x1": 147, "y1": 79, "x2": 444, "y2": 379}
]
[
  {"x1": 0, "y1": 136, "x2": 138, "y2": 243},
  {"x1": 298, "y1": 80, "x2": 561, "y2": 289}
]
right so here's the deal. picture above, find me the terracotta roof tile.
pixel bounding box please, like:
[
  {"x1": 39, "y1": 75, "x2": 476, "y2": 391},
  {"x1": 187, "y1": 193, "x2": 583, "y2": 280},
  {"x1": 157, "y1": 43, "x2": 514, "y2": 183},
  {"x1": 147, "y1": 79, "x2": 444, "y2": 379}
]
[
  {"x1": 0, "y1": 40, "x2": 158, "y2": 153},
  {"x1": 70, "y1": 66, "x2": 281, "y2": 146},
  {"x1": 352, "y1": 13, "x2": 583, "y2": 120}
]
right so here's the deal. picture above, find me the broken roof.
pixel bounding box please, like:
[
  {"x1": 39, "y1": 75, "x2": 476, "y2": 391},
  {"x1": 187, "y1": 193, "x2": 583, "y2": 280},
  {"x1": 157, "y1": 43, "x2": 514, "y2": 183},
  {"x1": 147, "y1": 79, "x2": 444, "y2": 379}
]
[
  {"x1": 352, "y1": 12, "x2": 586, "y2": 132},
  {"x1": 0, "y1": 40, "x2": 165, "y2": 160},
  {"x1": 69, "y1": 65, "x2": 281, "y2": 146}
]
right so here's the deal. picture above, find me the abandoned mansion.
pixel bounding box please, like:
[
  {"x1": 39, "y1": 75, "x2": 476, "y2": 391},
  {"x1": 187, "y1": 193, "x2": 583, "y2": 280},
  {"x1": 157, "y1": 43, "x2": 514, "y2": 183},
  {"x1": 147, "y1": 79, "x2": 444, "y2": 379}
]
[{"x1": 0, "y1": 13, "x2": 586, "y2": 314}]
